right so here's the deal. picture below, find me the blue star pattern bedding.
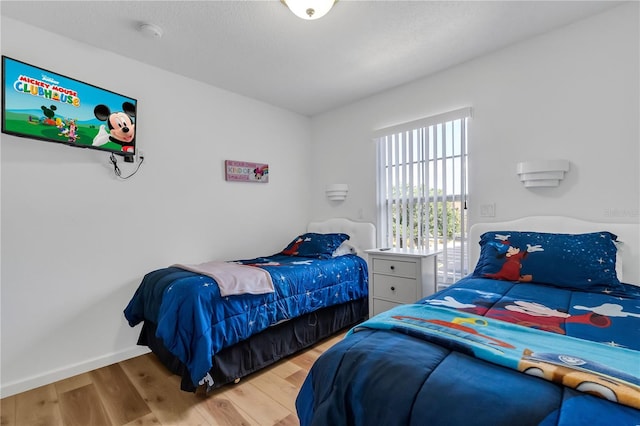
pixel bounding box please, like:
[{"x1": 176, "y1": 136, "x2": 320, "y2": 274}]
[
  {"x1": 124, "y1": 232, "x2": 369, "y2": 388},
  {"x1": 296, "y1": 231, "x2": 640, "y2": 425}
]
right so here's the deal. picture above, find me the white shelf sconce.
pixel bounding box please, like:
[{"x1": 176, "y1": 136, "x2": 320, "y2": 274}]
[
  {"x1": 516, "y1": 160, "x2": 570, "y2": 188},
  {"x1": 326, "y1": 184, "x2": 349, "y2": 201}
]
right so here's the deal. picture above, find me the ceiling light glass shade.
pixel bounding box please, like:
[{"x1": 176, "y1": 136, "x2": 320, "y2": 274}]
[{"x1": 284, "y1": 0, "x2": 336, "y2": 20}]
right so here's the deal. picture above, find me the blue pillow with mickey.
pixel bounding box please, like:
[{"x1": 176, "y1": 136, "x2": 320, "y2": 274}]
[{"x1": 472, "y1": 231, "x2": 622, "y2": 291}]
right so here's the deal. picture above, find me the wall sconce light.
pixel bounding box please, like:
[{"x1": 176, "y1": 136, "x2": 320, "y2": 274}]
[
  {"x1": 516, "y1": 160, "x2": 570, "y2": 188},
  {"x1": 326, "y1": 184, "x2": 348, "y2": 201},
  {"x1": 281, "y1": 0, "x2": 337, "y2": 20}
]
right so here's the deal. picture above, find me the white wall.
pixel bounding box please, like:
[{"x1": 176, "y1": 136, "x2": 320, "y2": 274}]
[
  {"x1": 309, "y1": 3, "x2": 639, "y2": 230},
  {"x1": 2, "y1": 2, "x2": 639, "y2": 397},
  {"x1": 1, "y1": 17, "x2": 312, "y2": 396}
]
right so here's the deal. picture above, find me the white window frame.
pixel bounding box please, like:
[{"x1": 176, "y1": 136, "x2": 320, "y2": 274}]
[{"x1": 374, "y1": 107, "x2": 471, "y2": 289}]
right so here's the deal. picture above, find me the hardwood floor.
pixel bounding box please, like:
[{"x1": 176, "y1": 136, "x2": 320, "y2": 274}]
[{"x1": 1, "y1": 331, "x2": 346, "y2": 426}]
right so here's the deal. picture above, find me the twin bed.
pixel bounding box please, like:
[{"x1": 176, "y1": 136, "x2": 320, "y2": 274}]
[
  {"x1": 124, "y1": 218, "x2": 375, "y2": 392},
  {"x1": 296, "y1": 216, "x2": 640, "y2": 425},
  {"x1": 124, "y1": 216, "x2": 639, "y2": 424}
]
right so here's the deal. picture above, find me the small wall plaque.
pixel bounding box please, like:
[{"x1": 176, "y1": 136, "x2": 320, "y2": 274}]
[{"x1": 225, "y1": 160, "x2": 269, "y2": 183}]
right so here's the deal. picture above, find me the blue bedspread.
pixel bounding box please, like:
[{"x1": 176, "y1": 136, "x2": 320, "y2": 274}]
[
  {"x1": 124, "y1": 253, "x2": 368, "y2": 386},
  {"x1": 421, "y1": 276, "x2": 640, "y2": 350},
  {"x1": 296, "y1": 276, "x2": 640, "y2": 425}
]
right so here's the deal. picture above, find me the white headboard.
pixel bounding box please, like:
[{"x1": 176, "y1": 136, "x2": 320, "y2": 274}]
[
  {"x1": 469, "y1": 216, "x2": 639, "y2": 286},
  {"x1": 307, "y1": 218, "x2": 376, "y2": 256}
]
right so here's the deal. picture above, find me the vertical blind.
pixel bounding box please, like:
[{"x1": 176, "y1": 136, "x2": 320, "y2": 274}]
[{"x1": 374, "y1": 107, "x2": 471, "y2": 287}]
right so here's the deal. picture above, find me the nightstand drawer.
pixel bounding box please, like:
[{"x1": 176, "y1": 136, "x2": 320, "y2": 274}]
[
  {"x1": 372, "y1": 258, "x2": 417, "y2": 278},
  {"x1": 372, "y1": 274, "x2": 418, "y2": 303},
  {"x1": 372, "y1": 299, "x2": 402, "y2": 316}
]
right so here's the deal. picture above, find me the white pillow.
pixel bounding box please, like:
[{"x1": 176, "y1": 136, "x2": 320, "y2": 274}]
[
  {"x1": 332, "y1": 241, "x2": 358, "y2": 257},
  {"x1": 614, "y1": 240, "x2": 624, "y2": 283}
]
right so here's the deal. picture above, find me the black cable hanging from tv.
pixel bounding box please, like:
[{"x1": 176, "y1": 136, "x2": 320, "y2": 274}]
[{"x1": 110, "y1": 153, "x2": 143, "y2": 179}]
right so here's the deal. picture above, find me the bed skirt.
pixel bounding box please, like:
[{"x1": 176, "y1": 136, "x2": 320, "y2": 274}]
[{"x1": 137, "y1": 297, "x2": 368, "y2": 392}]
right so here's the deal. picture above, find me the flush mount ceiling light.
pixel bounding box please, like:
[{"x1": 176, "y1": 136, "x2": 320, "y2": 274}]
[
  {"x1": 138, "y1": 23, "x2": 164, "y2": 38},
  {"x1": 281, "y1": 0, "x2": 338, "y2": 20}
]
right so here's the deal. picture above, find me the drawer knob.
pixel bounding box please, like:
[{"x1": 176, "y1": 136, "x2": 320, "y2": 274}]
[
  {"x1": 390, "y1": 265, "x2": 395, "y2": 270},
  {"x1": 390, "y1": 286, "x2": 396, "y2": 291}
]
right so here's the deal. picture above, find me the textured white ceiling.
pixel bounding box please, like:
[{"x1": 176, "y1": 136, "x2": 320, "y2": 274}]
[{"x1": 1, "y1": 1, "x2": 622, "y2": 116}]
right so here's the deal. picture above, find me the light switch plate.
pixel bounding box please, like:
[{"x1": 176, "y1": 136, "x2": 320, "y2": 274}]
[{"x1": 480, "y1": 203, "x2": 495, "y2": 217}]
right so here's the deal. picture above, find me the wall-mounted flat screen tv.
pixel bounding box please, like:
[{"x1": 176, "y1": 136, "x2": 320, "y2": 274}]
[{"x1": 2, "y1": 56, "x2": 137, "y2": 160}]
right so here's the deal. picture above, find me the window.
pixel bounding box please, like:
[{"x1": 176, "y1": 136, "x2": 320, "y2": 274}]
[{"x1": 374, "y1": 107, "x2": 471, "y2": 289}]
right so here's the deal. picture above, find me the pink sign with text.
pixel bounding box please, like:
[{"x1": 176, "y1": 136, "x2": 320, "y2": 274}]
[{"x1": 225, "y1": 160, "x2": 269, "y2": 183}]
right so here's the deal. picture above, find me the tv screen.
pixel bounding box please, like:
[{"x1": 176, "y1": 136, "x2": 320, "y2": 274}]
[{"x1": 2, "y1": 56, "x2": 137, "y2": 160}]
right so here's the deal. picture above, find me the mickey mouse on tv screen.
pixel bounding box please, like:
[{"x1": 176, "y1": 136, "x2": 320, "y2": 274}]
[{"x1": 91, "y1": 101, "x2": 136, "y2": 156}]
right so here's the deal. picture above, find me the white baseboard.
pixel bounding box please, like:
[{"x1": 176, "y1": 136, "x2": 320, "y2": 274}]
[{"x1": 0, "y1": 346, "x2": 151, "y2": 398}]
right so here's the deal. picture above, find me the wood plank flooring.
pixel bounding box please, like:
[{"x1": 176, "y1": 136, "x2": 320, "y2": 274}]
[{"x1": 1, "y1": 331, "x2": 346, "y2": 426}]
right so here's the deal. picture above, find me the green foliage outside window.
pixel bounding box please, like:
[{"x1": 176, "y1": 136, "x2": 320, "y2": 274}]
[{"x1": 389, "y1": 186, "x2": 462, "y2": 247}]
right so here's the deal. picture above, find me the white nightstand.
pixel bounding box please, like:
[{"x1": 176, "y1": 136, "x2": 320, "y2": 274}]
[{"x1": 365, "y1": 248, "x2": 441, "y2": 317}]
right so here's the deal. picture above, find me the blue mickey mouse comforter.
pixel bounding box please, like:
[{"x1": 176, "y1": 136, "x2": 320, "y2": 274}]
[
  {"x1": 124, "y1": 253, "x2": 368, "y2": 386},
  {"x1": 296, "y1": 276, "x2": 640, "y2": 426}
]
